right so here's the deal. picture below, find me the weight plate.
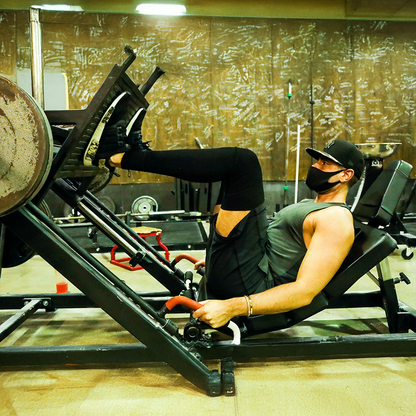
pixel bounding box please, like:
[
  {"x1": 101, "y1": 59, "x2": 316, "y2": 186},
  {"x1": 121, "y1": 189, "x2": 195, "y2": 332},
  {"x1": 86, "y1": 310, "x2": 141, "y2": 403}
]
[
  {"x1": 98, "y1": 195, "x2": 116, "y2": 213},
  {"x1": 1, "y1": 227, "x2": 35, "y2": 268},
  {"x1": 0, "y1": 76, "x2": 53, "y2": 216},
  {"x1": 1, "y1": 200, "x2": 53, "y2": 268},
  {"x1": 62, "y1": 202, "x2": 85, "y2": 223},
  {"x1": 131, "y1": 196, "x2": 158, "y2": 215},
  {"x1": 87, "y1": 169, "x2": 114, "y2": 194}
]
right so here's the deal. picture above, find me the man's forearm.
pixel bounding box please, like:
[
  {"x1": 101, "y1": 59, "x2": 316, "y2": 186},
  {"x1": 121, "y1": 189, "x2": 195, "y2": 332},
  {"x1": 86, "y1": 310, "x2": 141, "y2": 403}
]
[
  {"x1": 242, "y1": 281, "x2": 314, "y2": 316},
  {"x1": 194, "y1": 281, "x2": 315, "y2": 328}
]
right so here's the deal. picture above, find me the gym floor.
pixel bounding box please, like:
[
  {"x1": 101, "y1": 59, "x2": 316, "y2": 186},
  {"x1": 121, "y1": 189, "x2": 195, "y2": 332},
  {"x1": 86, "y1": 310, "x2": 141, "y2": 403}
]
[{"x1": 0, "y1": 248, "x2": 415, "y2": 416}]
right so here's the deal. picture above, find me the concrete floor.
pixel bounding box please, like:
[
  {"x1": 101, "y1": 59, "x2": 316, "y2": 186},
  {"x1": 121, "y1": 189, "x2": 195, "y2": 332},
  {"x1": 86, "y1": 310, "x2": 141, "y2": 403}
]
[{"x1": 0, "y1": 248, "x2": 415, "y2": 416}]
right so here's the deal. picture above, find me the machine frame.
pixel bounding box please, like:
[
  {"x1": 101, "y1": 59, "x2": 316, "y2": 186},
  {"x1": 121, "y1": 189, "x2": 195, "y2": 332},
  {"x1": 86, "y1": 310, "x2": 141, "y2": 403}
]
[{"x1": 0, "y1": 50, "x2": 415, "y2": 397}]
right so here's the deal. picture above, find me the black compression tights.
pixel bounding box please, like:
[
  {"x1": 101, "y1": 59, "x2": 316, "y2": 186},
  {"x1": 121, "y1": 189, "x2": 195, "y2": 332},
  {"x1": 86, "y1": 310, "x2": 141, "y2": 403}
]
[{"x1": 120, "y1": 147, "x2": 264, "y2": 211}]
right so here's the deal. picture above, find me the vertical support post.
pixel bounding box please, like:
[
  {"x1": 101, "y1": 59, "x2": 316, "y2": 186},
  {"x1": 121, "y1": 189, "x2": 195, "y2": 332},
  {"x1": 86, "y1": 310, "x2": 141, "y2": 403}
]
[
  {"x1": 284, "y1": 80, "x2": 293, "y2": 207},
  {"x1": 294, "y1": 125, "x2": 301, "y2": 204},
  {"x1": 310, "y1": 84, "x2": 314, "y2": 150},
  {"x1": 377, "y1": 257, "x2": 400, "y2": 333},
  {"x1": 29, "y1": 7, "x2": 45, "y2": 108}
]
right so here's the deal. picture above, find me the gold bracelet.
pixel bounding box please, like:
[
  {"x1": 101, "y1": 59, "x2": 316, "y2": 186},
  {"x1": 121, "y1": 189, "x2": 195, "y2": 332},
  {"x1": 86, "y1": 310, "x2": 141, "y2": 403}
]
[
  {"x1": 244, "y1": 295, "x2": 251, "y2": 316},
  {"x1": 248, "y1": 295, "x2": 253, "y2": 316}
]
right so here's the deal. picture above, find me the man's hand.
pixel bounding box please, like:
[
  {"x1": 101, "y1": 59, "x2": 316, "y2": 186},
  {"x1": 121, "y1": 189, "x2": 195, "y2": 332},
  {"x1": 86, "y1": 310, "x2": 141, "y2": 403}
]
[
  {"x1": 192, "y1": 298, "x2": 246, "y2": 328},
  {"x1": 194, "y1": 259, "x2": 205, "y2": 270}
]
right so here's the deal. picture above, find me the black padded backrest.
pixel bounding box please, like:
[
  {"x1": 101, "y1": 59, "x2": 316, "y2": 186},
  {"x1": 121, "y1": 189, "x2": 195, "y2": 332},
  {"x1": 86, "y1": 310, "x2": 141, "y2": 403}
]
[{"x1": 353, "y1": 160, "x2": 412, "y2": 226}]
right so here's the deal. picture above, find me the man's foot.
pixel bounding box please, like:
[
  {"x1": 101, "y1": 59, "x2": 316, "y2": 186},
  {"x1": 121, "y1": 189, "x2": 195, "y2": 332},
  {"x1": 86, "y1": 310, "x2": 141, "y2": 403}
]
[
  {"x1": 126, "y1": 107, "x2": 152, "y2": 150},
  {"x1": 84, "y1": 91, "x2": 132, "y2": 168}
]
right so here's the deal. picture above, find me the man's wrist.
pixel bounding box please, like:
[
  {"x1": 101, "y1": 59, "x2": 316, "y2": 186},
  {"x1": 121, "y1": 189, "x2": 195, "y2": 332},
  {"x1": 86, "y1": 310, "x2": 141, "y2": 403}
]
[{"x1": 230, "y1": 297, "x2": 251, "y2": 317}]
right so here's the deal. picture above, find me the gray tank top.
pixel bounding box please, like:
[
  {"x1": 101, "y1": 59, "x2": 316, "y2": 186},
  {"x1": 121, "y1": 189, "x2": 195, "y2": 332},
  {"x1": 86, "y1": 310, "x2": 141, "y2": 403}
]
[{"x1": 259, "y1": 199, "x2": 349, "y2": 287}]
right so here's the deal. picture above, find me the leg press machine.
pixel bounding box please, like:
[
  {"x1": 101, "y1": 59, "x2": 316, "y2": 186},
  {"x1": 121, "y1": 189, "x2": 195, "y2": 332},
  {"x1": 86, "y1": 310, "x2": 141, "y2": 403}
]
[{"x1": 0, "y1": 50, "x2": 415, "y2": 396}]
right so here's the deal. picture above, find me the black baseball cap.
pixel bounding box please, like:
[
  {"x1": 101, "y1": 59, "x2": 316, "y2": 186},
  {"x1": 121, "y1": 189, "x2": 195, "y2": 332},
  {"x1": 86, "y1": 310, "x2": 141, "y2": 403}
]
[{"x1": 306, "y1": 140, "x2": 364, "y2": 179}]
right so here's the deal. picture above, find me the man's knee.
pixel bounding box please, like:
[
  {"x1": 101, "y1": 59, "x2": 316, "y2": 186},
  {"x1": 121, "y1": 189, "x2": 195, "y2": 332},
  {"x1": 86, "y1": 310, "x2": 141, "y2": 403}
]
[{"x1": 234, "y1": 148, "x2": 261, "y2": 173}]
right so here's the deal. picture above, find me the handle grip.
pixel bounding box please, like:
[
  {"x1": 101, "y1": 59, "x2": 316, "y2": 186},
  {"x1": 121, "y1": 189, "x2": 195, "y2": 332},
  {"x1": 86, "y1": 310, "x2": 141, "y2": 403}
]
[
  {"x1": 160, "y1": 296, "x2": 241, "y2": 345},
  {"x1": 120, "y1": 44, "x2": 136, "y2": 72},
  {"x1": 171, "y1": 253, "x2": 205, "y2": 276},
  {"x1": 165, "y1": 295, "x2": 202, "y2": 311}
]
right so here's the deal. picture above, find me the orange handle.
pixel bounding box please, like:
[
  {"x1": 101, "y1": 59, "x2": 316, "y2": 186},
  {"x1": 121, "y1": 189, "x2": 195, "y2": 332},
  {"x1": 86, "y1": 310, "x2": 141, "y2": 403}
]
[
  {"x1": 165, "y1": 296, "x2": 202, "y2": 311},
  {"x1": 173, "y1": 253, "x2": 200, "y2": 264}
]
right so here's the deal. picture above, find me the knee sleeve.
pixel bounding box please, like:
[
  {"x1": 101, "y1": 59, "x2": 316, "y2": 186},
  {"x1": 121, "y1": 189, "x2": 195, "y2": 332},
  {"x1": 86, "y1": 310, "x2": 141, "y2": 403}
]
[{"x1": 220, "y1": 148, "x2": 264, "y2": 211}]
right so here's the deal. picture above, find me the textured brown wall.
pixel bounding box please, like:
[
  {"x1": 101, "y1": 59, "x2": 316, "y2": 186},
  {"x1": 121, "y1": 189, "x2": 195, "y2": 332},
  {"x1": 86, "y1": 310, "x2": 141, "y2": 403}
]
[{"x1": 2, "y1": 11, "x2": 416, "y2": 183}]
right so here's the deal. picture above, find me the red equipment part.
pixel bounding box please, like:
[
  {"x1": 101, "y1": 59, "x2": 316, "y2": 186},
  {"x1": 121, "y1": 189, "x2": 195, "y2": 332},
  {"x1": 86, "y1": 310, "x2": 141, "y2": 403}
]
[
  {"x1": 171, "y1": 253, "x2": 199, "y2": 267},
  {"x1": 164, "y1": 296, "x2": 202, "y2": 312}
]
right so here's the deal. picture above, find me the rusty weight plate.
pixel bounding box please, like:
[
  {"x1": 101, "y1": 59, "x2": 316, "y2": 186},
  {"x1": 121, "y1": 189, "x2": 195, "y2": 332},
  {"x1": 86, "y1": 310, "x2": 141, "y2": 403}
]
[
  {"x1": 0, "y1": 76, "x2": 53, "y2": 216},
  {"x1": 88, "y1": 169, "x2": 114, "y2": 194},
  {"x1": 1, "y1": 200, "x2": 52, "y2": 268}
]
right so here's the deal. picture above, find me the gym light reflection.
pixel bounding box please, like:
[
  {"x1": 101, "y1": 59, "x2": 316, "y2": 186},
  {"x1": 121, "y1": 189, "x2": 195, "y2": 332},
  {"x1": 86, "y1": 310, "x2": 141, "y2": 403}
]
[
  {"x1": 136, "y1": 3, "x2": 187, "y2": 16},
  {"x1": 36, "y1": 4, "x2": 83, "y2": 11}
]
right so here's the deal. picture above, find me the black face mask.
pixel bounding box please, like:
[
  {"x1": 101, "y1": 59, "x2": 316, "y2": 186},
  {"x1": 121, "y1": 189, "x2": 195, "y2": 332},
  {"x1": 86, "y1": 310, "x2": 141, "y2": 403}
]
[{"x1": 306, "y1": 166, "x2": 344, "y2": 193}]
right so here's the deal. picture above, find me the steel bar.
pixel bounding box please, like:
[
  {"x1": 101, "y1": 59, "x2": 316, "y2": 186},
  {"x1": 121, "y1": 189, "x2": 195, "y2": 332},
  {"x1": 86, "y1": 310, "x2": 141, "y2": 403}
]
[
  {"x1": 29, "y1": 7, "x2": 44, "y2": 108},
  {"x1": 0, "y1": 293, "x2": 171, "y2": 311},
  {"x1": 0, "y1": 291, "x2": 386, "y2": 312},
  {"x1": 200, "y1": 333, "x2": 416, "y2": 361},
  {"x1": 51, "y1": 178, "x2": 185, "y2": 294},
  {"x1": 1, "y1": 333, "x2": 415, "y2": 368},
  {"x1": 0, "y1": 299, "x2": 43, "y2": 342}
]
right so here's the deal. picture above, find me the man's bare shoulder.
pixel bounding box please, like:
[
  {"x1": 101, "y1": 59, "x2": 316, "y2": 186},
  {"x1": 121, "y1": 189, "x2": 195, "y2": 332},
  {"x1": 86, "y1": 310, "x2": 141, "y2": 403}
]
[
  {"x1": 304, "y1": 205, "x2": 354, "y2": 241},
  {"x1": 305, "y1": 204, "x2": 352, "y2": 223},
  {"x1": 314, "y1": 205, "x2": 353, "y2": 223}
]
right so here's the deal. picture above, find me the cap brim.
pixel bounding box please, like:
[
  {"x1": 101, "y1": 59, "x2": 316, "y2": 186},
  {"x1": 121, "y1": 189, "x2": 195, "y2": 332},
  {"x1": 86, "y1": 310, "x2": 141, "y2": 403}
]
[{"x1": 306, "y1": 148, "x2": 344, "y2": 167}]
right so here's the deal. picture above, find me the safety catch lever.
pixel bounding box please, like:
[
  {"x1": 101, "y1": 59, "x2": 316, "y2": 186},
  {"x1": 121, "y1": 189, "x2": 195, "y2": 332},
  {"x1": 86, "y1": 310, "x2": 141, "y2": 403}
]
[{"x1": 394, "y1": 272, "x2": 411, "y2": 285}]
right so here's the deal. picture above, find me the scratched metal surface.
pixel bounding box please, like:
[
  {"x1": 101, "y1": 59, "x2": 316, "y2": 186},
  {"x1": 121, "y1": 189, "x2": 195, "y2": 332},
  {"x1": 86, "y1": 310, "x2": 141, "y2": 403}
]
[
  {"x1": 0, "y1": 75, "x2": 53, "y2": 215},
  {"x1": 2, "y1": 11, "x2": 416, "y2": 182}
]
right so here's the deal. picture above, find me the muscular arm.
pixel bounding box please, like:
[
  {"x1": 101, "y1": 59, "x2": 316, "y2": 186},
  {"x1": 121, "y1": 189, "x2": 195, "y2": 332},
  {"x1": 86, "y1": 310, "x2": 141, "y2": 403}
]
[{"x1": 193, "y1": 206, "x2": 355, "y2": 328}]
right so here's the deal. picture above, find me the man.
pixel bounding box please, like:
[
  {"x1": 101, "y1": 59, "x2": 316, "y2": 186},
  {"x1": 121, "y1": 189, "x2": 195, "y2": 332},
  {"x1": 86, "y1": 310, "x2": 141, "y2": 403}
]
[{"x1": 84, "y1": 114, "x2": 364, "y2": 329}]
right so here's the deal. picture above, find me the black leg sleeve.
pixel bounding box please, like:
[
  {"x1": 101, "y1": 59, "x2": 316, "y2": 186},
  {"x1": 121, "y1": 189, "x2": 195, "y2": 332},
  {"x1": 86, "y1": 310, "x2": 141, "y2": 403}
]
[{"x1": 121, "y1": 147, "x2": 264, "y2": 211}]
